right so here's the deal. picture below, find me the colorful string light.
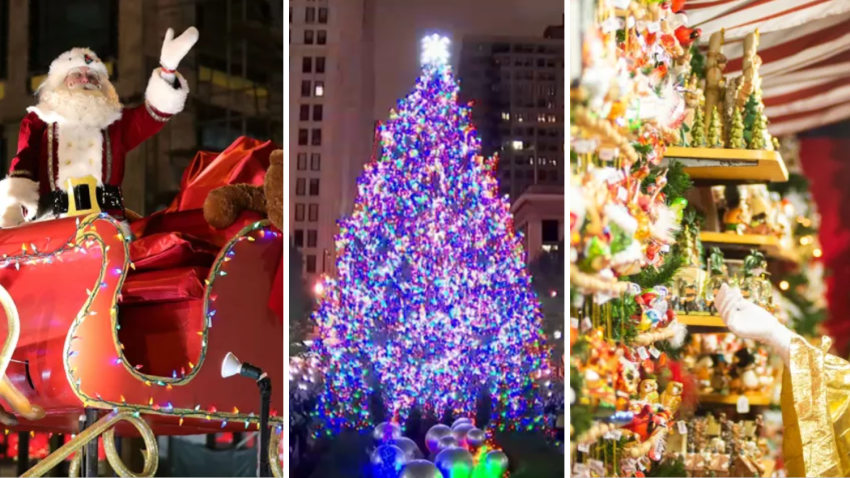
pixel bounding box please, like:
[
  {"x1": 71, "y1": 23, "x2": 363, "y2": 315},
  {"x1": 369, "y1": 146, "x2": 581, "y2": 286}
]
[{"x1": 312, "y1": 47, "x2": 550, "y2": 431}]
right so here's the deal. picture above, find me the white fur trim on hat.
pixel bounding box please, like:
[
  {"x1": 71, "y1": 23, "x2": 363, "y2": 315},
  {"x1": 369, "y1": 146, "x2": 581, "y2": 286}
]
[
  {"x1": 145, "y1": 68, "x2": 189, "y2": 115},
  {"x1": 39, "y1": 48, "x2": 109, "y2": 95},
  {"x1": 0, "y1": 177, "x2": 39, "y2": 221}
]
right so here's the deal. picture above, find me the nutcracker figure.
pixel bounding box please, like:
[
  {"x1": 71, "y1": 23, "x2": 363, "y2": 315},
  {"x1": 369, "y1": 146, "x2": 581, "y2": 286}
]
[{"x1": 0, "y1": 27, "x2": 199, "y2": 227}]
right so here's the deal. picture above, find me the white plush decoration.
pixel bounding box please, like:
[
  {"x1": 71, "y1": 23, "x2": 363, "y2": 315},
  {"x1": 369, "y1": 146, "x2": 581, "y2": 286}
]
[
  {"x1": 650, "y1": 203, "x2": 680, "y2": 244},
  {"x1": 604, "y1": 204, "x2": 638, "y2": 235},
  {"x1": 668, "y1": 320, "x2": 688, "y2": 349}
]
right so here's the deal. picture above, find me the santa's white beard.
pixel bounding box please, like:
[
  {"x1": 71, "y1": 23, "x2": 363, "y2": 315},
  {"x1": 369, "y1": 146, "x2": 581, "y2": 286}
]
[{"x1": 36, "y1": 85, "x2": 122, "y2": 129}]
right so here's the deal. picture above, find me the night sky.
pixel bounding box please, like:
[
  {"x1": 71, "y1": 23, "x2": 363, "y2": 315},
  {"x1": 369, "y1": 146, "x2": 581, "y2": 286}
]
[{"x1": 373, "y1": 0, "x2": 564, "y2": 116}]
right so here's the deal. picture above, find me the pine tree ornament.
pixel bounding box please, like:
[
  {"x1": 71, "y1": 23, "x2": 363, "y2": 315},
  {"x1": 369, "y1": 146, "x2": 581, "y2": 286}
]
[
  {"x1": 691, "y1": 106, "x2": 706, "y2": 147},
  {"x1": 708, "y1": 106, "x2": 724, "y2": 148},
  {"x1": 311, "y1": 34, "x2": 550, "y2": 430},
  {"x1": 729, "y1": 107, "x2": 745, "y2": 149},
  {"x1": 749, "y1": 113, "x2": 767, "y2": 150},
  {"x1": 742, "y1": 93, "x2": 761, "y2": 145}
]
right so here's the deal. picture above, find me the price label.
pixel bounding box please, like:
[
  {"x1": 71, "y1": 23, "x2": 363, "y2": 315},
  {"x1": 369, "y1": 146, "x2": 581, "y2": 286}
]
[
  {"x1": 621, "y1": 459, "x2": 636, "y2": 474},
  {"x1": 599, "y1": 148, "x2": 618, "y2": 162},
  {"x1": 570, "y1": 318, "x2": 579, "y2": 329},
  {"x1": 613, "y1": 0, "x2": 632, "y2": 9},
  {"x1": 611, "y1": 429, "x2": 623, "y2": 440},
  {"x1": 581, "y1": 317, "x2": 593, "y2": 332},
  {"x1": 573, "y1": 463, "x2": 590, "y2": 477},
  {"x1": 678, "y1": 420, "x2": 688, "y2": 435},
  {"x1": 601, "y1": 17, "x2": 624, "y2": 33},
  {"x1": 603, "y1": 431, "x2": 615, "y2": 440},
  {"x1": 649, "y1": 346, "x2": 661, "y2": 359},
  {"x1": 578, "y1": 442, "x2": 590, "y2": 453},
  {"x1": 737, "y1": 395, "x2": 751, "y2": 414},
  {"x1": 589, "y1": 459, "x2": 605, "y2": 475},
  {"x1": 637, "y1": 346, "x2": 650, "y2": 360},
  {"x1": 617, "y1": 186, "x2": 628, "y2": 202},
  {"x1": 647, "y1": 21, "x2": 661, "y2": 34}
]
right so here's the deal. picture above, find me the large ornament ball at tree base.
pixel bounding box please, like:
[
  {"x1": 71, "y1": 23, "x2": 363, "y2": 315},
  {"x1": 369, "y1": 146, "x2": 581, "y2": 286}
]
[
  {"x1": 399, "y1": 459, "x2": 442, "y2": 478},
  {"x1": 452, "y1": 423, "x2": 475, "y2": 446},
  {"x1": 451, "y1": 417, "x2": 472, "y2": 430},
  {"x1": 392, "y1": 436, "x2": 423, "y2": 460},
  {"x1": 435, "y1": 446, "x2": 475, "y2": 478},
  {"x1": 438, "y1": 434, "x2": 460, "y2": 452},
  {"x1": 370, "y1": 444, "x2": 407, "y2": 477},
  {"x1": 474, "y1": 450, "x2": 509, "y2": 477},
  {"x1": 465, "y1": 427, "x2": 485, "y2": 449},
  {"x1": 373, "y1": 422, "x2": 402, "y2": 445},
  {"x1": 425, "y1": 424, "x2": 453, "y2": 454}
]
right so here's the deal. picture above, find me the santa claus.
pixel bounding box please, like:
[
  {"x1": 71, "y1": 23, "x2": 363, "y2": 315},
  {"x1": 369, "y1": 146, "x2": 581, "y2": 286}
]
[{"x1": 0, "y1": 26, "x2": 199, "y2": 227}]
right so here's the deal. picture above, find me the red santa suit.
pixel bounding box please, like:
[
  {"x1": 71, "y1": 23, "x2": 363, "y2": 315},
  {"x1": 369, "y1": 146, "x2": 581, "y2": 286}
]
[{"x1": 0, "y1": 47, "x2": 189, "y2": 224}]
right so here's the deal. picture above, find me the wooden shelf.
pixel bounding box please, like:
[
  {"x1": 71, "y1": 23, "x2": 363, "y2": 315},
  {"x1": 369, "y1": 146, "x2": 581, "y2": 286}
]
[
  {"x1": 699, "y1": 231, "x2": 799, "y2": 263},
  {"x1": 663, "y1": 147, "x2": 788, "y2": 183},
  {"x1": 699, "y1": 392, "x2": 772, "y2": 406},
  {"x1": 678, "y1": 314, "x2": 726, "y2": 328}
]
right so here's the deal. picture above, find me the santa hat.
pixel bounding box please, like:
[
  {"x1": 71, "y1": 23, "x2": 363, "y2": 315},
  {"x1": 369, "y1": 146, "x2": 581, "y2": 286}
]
[{"x1": 37, "y1": 48, "x2": 110, "y2": 95}]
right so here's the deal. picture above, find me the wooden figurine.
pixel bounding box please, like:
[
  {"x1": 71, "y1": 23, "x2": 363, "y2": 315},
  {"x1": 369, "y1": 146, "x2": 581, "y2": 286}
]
[
  {"x1": 704, "y1": 29, "x2": 727, "y2": 138},
  {"x1": 639, "y1": 379, "x2": 660, "y2": 404},
  {"x1": 661, "y1": 381, "x2": 684, "y2": 416},
  {"x1": 723, "y1": 186, "x2": 750, "y2": 234}
]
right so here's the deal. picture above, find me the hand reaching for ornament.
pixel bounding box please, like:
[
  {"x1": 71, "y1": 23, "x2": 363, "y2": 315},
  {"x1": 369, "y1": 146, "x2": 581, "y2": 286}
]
[
  {"x1": 715, "y1": 284, "x2": 794, "y2": 365},
  {"x1": 160, "y1": 27, "x2": 199, "y2": 77}
]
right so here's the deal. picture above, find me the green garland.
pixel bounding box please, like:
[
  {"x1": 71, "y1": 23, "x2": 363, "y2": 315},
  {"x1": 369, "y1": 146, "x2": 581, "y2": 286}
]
[{"x1": 690, "y1": 45, "x2": 706, "y2": 81}]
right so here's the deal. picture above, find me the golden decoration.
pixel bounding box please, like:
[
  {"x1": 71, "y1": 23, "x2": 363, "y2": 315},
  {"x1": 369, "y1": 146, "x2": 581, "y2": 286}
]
[
  {"x1": 22, "y1": 410, "x2": 158, "y2": 477},
  {"x1": 270, "y1": 428, "x2": 283, "y2": 478}
]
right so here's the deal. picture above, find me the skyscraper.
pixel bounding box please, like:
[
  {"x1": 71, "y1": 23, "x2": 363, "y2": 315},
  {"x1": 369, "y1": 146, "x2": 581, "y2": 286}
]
[
  {"x1": 458, "y1": 26, "x2": 564, "y2": 201},
  {"x1": 289, "y1": 0, "x2": 375, "y2": 282}
]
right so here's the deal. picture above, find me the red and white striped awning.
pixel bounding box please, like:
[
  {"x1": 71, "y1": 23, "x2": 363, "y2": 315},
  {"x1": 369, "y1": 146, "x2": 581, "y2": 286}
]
[{"x1": 684, "y1": 0, "x2": 850, "y2": 135}]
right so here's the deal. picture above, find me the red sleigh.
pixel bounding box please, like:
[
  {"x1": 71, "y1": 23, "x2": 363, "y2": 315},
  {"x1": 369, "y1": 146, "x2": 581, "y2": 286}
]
[{"x1": 0, "y1": 138, "x2": 283, "y2": 476}]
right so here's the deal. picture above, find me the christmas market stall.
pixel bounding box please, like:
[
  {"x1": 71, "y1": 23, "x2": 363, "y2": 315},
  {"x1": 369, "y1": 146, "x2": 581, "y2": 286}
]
[{"x1": 568, "y1": 0, "x2": 850, "y2": 476}]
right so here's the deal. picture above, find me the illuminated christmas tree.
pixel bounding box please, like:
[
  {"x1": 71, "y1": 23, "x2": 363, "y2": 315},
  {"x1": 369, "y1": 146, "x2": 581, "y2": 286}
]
[{"x1": 312, "y1": 35, "x2": 550, "y2": 432}]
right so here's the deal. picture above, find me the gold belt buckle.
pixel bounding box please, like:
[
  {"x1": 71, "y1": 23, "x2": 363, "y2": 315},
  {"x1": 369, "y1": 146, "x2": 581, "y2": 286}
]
[{"x1": 65, "y1": 176, "x2": 102, "y2": 217}]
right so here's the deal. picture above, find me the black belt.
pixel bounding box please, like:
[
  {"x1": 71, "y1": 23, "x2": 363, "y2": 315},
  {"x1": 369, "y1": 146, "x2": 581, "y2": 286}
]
[{"x1": 37, "y1": 184, "x2": 125, "y2": 219}]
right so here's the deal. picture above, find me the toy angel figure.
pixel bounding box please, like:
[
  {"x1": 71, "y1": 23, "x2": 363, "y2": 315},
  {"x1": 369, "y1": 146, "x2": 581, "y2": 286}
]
[{"x1": 715, "y1": 284, "x2": 850, "y2": 476}]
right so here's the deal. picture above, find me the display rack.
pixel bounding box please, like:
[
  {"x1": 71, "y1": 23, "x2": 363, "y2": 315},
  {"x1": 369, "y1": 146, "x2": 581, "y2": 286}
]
[
  {"x1": 699, "y1": 231, "x2": 799, "y2": 263},
  {"x1": 664, "y1": 147, "x2": 788, "y2": 184}
]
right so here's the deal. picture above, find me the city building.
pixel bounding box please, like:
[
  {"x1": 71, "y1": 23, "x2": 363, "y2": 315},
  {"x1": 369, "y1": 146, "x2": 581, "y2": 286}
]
[
  {"x1": 0, "y1": 0, "x2": 282, "y2": 215},
  {"x1": 457, "y1": 25, "x2": 564, "y2": 201},
  {"x1": 289, "y1": 0, "x2": 375, "y2": 282},
  {"x1": 511, "y1": 184, "x2": 563, "y2": 264}
]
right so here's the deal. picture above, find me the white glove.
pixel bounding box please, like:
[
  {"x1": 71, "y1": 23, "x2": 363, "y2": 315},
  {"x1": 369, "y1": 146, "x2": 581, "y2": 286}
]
[
  {"x1": 715, "y1": 284, "x2": 794, "y2": 364},
  {"x1": 160, "y1": 27, "x2": 199, "y2": 71}
]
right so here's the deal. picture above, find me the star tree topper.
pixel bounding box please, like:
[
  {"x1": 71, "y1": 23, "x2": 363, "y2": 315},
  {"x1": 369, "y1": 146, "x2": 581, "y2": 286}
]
[{"x1": 421, "y1": 34, "x2": 451, "y2": 66}]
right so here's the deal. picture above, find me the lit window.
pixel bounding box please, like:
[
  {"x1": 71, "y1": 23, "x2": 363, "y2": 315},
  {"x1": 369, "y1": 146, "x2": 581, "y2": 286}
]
[
  {"x1": 512, "y1": 140, "x2": 523, "y2": 150},
  {"x1": 315, "y1": 81, "x2": 325, "y2": 97},
  {"x1": 501, "y1": 112, "x2": 510, "y2": 121}
]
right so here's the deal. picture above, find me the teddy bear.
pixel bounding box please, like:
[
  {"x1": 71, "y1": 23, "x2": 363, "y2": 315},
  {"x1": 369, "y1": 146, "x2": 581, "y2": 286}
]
[{"x1": 203, "y1": 149, "x2": 282, "y2": 230}]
